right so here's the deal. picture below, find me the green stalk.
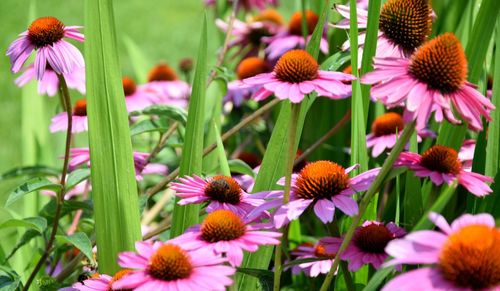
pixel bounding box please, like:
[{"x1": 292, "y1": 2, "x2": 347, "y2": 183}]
[
  {"x1": 85, "y1": 0, "x2": 142, "y2": 273},
  {"x1": 273, "y1": 104, "x2": 300, "y2": 291},
  {"x1": 319, "y1": 121, "x2": 416, "y2": 291}
]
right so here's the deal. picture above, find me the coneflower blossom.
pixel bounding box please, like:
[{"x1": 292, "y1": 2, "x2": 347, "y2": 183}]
[
  {"x1": 383, "y1": 212, "x2": 500, "y2": 291},
  {"x1": 458, "y1": 139, "x2": 475, "y2": 170},
  {"x1": 367, "y1": 112, "x2": 435, "y2": 157},
  {"x1": 249, "y1": 161, "x2": 381, "y2": 227},
  {"x1": 50, "y1": 99, "x2": 88, "y2": 134},
  {"x1": 122, "y1": 76, "x2": 154, "y2": 112},
  {"x1": 395, "y1": 144, "x2": 493, "y2": 196},
  {"x1": 216, "y1": 9, "x2": 284, "y2": 58},
  {"x1": 224, "y1": 57, "x2": 271, "y2": 107},
  {"x1": 290, "y1": 239, "x2": 340, "y2": 277},
  {"x1": 341, "y1": 221, "x2": 406, "y2": 271},
  {"x1": 7, "y1": 16, "x2": 84, "y2": 79},
  {"x1": 72, "y1": 270, "x2": 131, "y2": 291},
  {"x1": 264, "y1": 10, "x2": 328, "y2": 60},
  {"x1": 333, "y1": 0, "x2": 433, "y2": 59},
  {"x1": 169, "y1": 209, "x2": 281, "y2": 266},
  {"x1": 67, "y1": 148, "x2": 167, "y2": 180},
  {"x1": 171, "y1": 175, "x2": 266, "y2": 217},
  {"x1": 113, "y1": 241, "x2": 235, "y2": 291},
  {"x1": 15, "y1": 65, "x2": 85, "y2": 96},
  {"x1": 361, "y1": 33, "x2": 495, "y2": 131},
  {"x1": 242, "y1": 49, "x2": 355, "y2": 103},
  {"x1": 142, "y1": 63, "x2": 190, "y2": 108}
]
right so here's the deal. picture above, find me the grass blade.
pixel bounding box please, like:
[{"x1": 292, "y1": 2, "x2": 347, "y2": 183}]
[
  {"x1": 85, "y1": 0, "x2": 142, "y2": 273},
  {"x1": 170, "y1": 14, "x2": 208, "y2": 237}
]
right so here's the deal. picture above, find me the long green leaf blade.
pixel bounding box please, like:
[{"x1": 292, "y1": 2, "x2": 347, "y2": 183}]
[{"x1": 85, "y1": 0, "x2": 142, "y2": 273}]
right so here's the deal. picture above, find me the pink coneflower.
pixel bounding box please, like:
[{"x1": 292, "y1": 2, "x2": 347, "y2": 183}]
[
  {"x1": 224, "y1": 57, "x2": 271, "y2": 107},
  {"x1": 67, "y1": 148, "x2": 167, "y2": 180},
  {"x1": 395, "y1": 144, "x2": 493, "y2": 197},
  {"x1": 50, "y1": 99, "x2": 88, "y2": 134},
  {"x1": 367, "y1": 112, "x2": 435, "y2": 157},
  {"x1": 382, "y1": 212, "x2": 500, "y2": 291},
  {"x1": 169, "y1": 209, "x2": 281, "y2": 266},
  {"x1": 171, "y1": 175, "x2": 265, "y2": 217},
  {"x1": 333, "y1": 0, "x2": 433, "y2": 59},
  {"x1": 72, "y1": 270, "x2": 131, "y2": 290},
  {"x1": 216, "y1": 9, "x2": 284, "y2": 58},
  {"x1": 341, "y1": 221, "x2": 405, "y2": 271},
  {"x1": 242, "y1": 49, "x2": 355, "y2": 103},
  {"x1": 15, "y1": 65, "x2": 85, "y2": 96},
  {"x1": 264, "y1": 10, "x2": 328, "y2": 60},
  {"x1": 290, "y1": 239, "x2": 340, "y2": 277},
  {"x1": 249, "y1": 161, "x2": 381, "y2": 227},
  {"x1": 122, "y1": 76, "x2": 154, "y2": 112},
  {"x1": 361, "y1": 33, "x2": 495, "y2": 131},
  {"x1": 7, "y1": 16, "x2": 84, "y2": 80},
  {"x1": 458, "y1": 139, "x2": 475, "y2": 170},
  {"x1": 142, "y1": 63, "x2": 190, "y2": 108},
  {"x1": 113, "y1": 241, "x2": 235, "y2": 291}
]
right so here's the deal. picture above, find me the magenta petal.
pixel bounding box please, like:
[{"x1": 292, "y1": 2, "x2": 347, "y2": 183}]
[
  {"x1": 313, "y1": 199, "x2": 335, "y2": 223},
  {"x1": 332, "y1": 196, "x2": 358, "y2": 216},
  {"x1": 382, "y1": 268, "x2": 453, "y2": 291}
]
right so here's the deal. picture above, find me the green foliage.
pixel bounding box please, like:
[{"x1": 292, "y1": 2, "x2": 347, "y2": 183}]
[
  {"x1": 5, "y1": 178, "x2": 62, "y2": 207},
  {"x1": 55, "y1": 233, "x2": 94, "y2": 262}
]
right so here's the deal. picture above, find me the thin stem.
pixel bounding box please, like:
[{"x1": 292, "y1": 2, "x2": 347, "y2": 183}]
[
  {"x1": 145, "y1": 122, "x2": 178, "y2": 166},
  {"x1": 145, "y1": 99, "x2": 280, "y2": 197},
  {"x1": 319, "y1": 121, "x2": 416, "y2": 291},
  {"x1": 273, "y1": 104, "x2": 300, "y2": 291},
  {"x1": 294, "y1": 109, "x2": 351, "y2": 166},
  {"x1": 23, "y1": 75, "x2": 73, "y2": 291},
  {"x1": 327, "y1": 220, "x2": 355, "y2": 291}
]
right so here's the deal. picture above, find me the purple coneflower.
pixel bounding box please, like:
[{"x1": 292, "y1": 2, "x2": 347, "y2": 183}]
[
  {"x1": 264, "y1": 10, "x2": 328, "y2": 60},
  {"x1": 169, "y1": 209, "x2": 281, "y2": 266},
  {"x1": 333, "y1": 0, "x2": 433, "y2": 59},
  {"x1": 383, "y1": 212, "x2": 500, "y2": 291},
  {"x1": 122, "y1": 76, "x2": 154, "y2": 112},
  {"x1": 249, "y1": 160, "x2": 381, "y2": 227},
  {"x1": 72, "y1": 270, "x2": 131, "y2": 291},
  {"x1": 15, "y1": 65, "x2": 85, "y2": 96},
  {"x1": 361, "y1": 33, "x2": 495, "y2": 131},
  {"x1": 171, "y1": 175, "x2": 266, "y2": 217},
  {"x1": 50, "y1": 99, "x2": 88, "y2": 134},
  {"x1": 341, "y1": 221, "x2": 405, "y2": 271},
  {"x1": 242, "y1": 49, "x2": 355, "y2": 103},
  {"x1": 290, "y1": 239, "x2": 340, "y2": 277},
  {"x1": 113, "y1": 241, "x2": 235, "y2": 291},
  {"x1": 142, "y1": 63, "x2": 190, "y2": 108},
  {"x1": 395, "y1": 144, "x2": 493, "y2": 197},
  {"x1": 7, "y1": 16, "x2": 84, "y2": 79}
]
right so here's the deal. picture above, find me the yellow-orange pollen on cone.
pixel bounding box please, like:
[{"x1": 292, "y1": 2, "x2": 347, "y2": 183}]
[
  {"x1": 274, "y1": 49, "x2": 319, "y2": 83},
  {"x1": 28, "y1": 16, "x2": 65, "y2": 48},
  {"x1": 409, "y1": 33, "x2": 467, "y2": 94},
  {"x1": 204, "y1": 176, "x2": 242, "y2": 205},
  {"x1": 378, "y1": 0, "x2": 432, "y2": 52},
  {"x1": 438, "y1": 224, "x2": 500, "y2": 289},
  {"x1": 122, "y1": 77, "x2": 137, "y2": 97},
  {"x1": 314, "y1": 244, "x2": 336, "y2": 259},
  {"x1": 236, "y1": 57, "x2": 270, "y2": 80},
  {"x1": 295, "y1": 161, "x2": 350, "y2": 200},
  {"x1": 201, "y1": 210, "x2": 246, "y2": 242},
  {"x1": 420, "y1": 145, "x2": 461, "y2": 175},
  {"x1": 252, "y1": 9, "x2": 284, "y2": 25},
  {"x1": 148, "y1": 64, "x2": 178, "y2": 82},
  {"x1": 147, "y1": 244, "x2": 193, "y2": 281},
  {"x1": 371, "y1": 112, "x2": 405, "y2": 137},
  {"x1": 354, "y1": 224, "x2": 394, "y2": 254},
  {"x1": 109, "y1": 269, "x2": 133, "y2": 291},
  {"x1": 73, "y1": 99, "x2": 87, "y2": 116},
  {"x1": 288, "y1": 10, "x2": 319, "y2": 36}
]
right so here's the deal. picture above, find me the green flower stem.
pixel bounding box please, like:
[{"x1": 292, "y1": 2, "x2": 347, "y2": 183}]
[
  {"x1": 23, "y1": 75, "x2": 73, "y2": 291},
  {"x1": 273, "y1": 103, "x2": 300, "y2": 291},
  {"x1": 319, "y1": 121, "x2": 416, "y2": 291}
]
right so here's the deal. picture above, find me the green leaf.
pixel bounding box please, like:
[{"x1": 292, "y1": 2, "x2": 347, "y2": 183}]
[
  {"x1": 131, "y1": 105, "x2": 188, "y2": 125},
  {"x1": 213, "y1": 122, "x2": 231, "y2": 176},
  {"x1": 123, "y1": 35, "x2": 151, "y2": 84},
  {"x1": 0, "y1": 217, "x2": 47, "y2": 234},
  {"x1": 170, "y1": 14, "x2": 208, "y2": 237},
  {"x1": 85, "y1": 0, "x2": 143, "y2": 273},
  {"x1": 228, "y1": 160, "x2": 256, "y2": 177},
  {"x1": 203, "y1": 78, "x2": 226, "y2": 174},
  {"x1": 363, "y1": 267, "x2": 395, "y2": 291},
  {"x1": 4, "y1": 230, "x2": 40, "y2": 262},
  {"x1": 56, "y1": 232, "x2": 94, "y2": 262},
  {"x1": 320, "y1": 51, "x2": 351, "y2": 71},
  {"x1": 403, "y1": 133, "x2": 423, "y2": 227},
  {"x1": 5, "y1": 178, "x2": 62, "y2": 207},
  {"x1": 65, "y1": 168, "x2": 91, "y2": 191},
  {"x1": 130, "y1": 118, "x2": 170, "y2": 136},
  {"x1": 236, "y1": 268, "x2": 273, "y2": 291},
  {"x1": 0, "y1": 166, "x2": 59, "y2": 181}
]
